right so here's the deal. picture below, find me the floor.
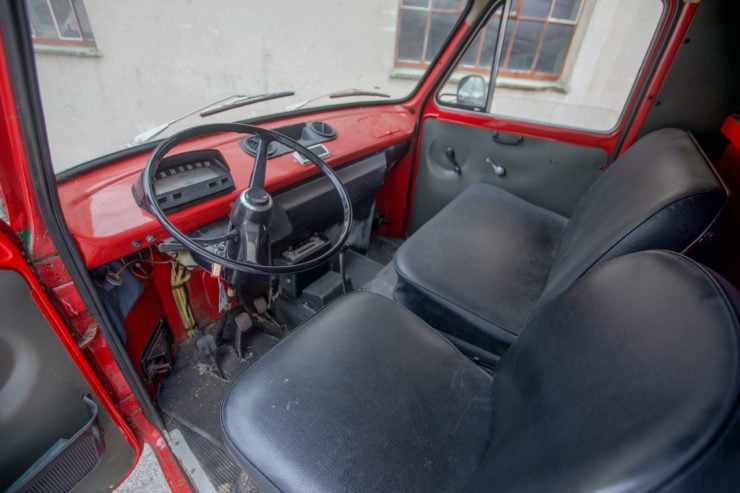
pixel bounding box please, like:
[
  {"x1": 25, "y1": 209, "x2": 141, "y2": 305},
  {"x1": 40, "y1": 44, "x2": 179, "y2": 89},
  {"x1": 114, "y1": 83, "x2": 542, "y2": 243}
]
[{"x1": 150, "y1": 236, "x2": 404, "y2": 492}]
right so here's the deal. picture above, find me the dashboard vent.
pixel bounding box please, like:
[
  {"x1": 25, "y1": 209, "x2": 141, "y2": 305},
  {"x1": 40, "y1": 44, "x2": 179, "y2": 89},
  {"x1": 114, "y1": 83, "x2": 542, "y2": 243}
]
[
  {"x1": 310, "y1": 121, "x2": 337, "y2": 139},
  {"x1": 243, "y1": 136, "x2": 278, "y2": 157}
]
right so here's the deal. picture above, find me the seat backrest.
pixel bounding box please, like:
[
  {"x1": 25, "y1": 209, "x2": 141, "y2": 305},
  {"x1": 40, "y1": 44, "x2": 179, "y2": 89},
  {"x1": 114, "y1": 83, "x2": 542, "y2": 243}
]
[
  {"x1": 540, "y1": 128, "x2": 726, "y2": 307},
  {"x1": 467, "y1": 251, "x2": 740, "y2": 492}
]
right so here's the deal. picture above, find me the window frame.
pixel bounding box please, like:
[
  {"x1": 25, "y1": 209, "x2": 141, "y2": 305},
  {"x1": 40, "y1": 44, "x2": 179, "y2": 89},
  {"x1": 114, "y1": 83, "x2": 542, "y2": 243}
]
[
  {"x1": 394, "y1": 0, "x2": 467, "y2": 70},
  {"x1": 498, "y1": 0, "x2": 585, "y2": 81},
  {"x1": 433, "y1": 0, "x2": 669, "y2": 135},
  {"x1": 395, "y1": 0, "x2": 586, "y2": 81},
  {"x1": 26, "y1": 0, "x2": 96, "y2": 49}
]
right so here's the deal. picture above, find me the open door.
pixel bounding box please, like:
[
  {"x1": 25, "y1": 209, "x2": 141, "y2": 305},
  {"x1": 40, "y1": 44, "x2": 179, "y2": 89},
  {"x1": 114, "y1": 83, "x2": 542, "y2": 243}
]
[{"x1": 0, "y1": 222, "x2": 137, "y2": 492}]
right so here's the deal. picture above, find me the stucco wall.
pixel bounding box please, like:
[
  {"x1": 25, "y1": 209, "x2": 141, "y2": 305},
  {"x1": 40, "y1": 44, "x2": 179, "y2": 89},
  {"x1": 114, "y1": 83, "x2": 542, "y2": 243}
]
[
  {"x1": 34, "y1": 0, "x2": 662, "y2": 171},
  {"x1": 35, "y1": 0, "x2": 414, "y2": 171},
  {"x1": 491, "y1": 0, "x2": 663, "y2": 130}
]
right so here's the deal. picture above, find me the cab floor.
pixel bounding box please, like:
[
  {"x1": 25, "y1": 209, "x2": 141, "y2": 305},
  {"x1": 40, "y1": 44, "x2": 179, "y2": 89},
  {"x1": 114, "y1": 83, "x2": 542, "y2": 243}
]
[
  {"x1": 157, "y1": 328, "x2": 279, "y2": 492},
  {"x1": 156, "y1": 236, "x2": 404, "y2": 491}
]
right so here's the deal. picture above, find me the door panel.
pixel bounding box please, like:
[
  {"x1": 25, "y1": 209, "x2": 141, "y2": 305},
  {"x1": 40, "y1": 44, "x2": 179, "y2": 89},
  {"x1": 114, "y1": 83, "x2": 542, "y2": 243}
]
[
  {"x1": 0, "y1": 248, "x2": 135, "y2": 491},
  {"x1": 409, "y1": 118, "x2": 607, "y2": 232},
  {"x1": 408, "y1": 0, "x2": 673, "y2": 233}
]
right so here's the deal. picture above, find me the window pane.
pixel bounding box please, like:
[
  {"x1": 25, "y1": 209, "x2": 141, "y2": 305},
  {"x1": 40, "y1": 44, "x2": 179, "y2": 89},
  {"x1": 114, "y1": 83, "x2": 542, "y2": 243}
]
[
  {"x1": 455, "y1": 9, "x2": 501, "y2": 68},
  {"x1": 27, "y1": 0, "x2": 58, "y2": 39},
  {"x1": 402, "y1": 0, "x2": 429, "y2": 7},
  {"x1": 431, "y1": 0, "x2": 459, "y2": 10},
  {"x1": 425, "y1": 13, "x2": 457, "y2": 62},
  {"x1": 49, "y1": 0, "x2": 81, "y2": 39},
  {"x1": 480, "y1": 16, "x2": 501, "y2": 68},
  {"x1": 507, "y1": 21, "x2": 544, "y2": 71},
  {"x1": 552, "y1": 0, "x2": 581, "y2": 20},
  {"x1": 491, "y1": 0, "x2": 664, "y2": 132},
  {"x1": 437, "y1": 4, "x2": 505, "y2": 110},
  {"x1": 520, "y1": 0, "x2": 551, "y2": 18},
  {"x1": 32, "y1": 3, "x2": 431, "y2": 170},
  {"x1": 398, "y1": 10, "x2": 427, "y2": 61},
  {"x1": 460, "y1": 29, "x2": 484, "y2": 66},
  {"x1": 535, "y1": 23, "x2": 573, "y2": 73},
  {"x1": 72, "y1": 0, "x2": 94, "y2": 40}
]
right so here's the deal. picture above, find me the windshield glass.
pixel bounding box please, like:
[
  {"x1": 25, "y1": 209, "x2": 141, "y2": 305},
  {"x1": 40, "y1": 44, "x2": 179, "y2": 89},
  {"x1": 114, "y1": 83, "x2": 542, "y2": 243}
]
[{"x1": 29, "y1": 0, "x2": 466, "y2": 172}]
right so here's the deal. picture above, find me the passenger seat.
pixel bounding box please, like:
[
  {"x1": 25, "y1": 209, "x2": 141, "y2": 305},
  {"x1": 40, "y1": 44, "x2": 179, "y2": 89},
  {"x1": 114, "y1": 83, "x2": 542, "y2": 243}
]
[{"x1": 394, "y1": 128, "x2": 727, "y2": 364}]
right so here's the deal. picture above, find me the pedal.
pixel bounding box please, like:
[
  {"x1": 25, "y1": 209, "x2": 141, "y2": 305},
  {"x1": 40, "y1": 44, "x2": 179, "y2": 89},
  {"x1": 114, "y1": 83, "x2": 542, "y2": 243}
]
[
  {"x1": 234, "y1": 312, "x2": 253, "y2": 360},
  {"x1": 196, "y1": 334, "x2": 224, "y2": 380}
]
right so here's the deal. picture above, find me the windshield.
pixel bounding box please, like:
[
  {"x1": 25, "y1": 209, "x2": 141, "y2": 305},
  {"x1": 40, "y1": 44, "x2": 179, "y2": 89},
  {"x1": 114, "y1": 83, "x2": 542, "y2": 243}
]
[{"x1": 29, "y1": 0, "x2": 466, "y2": 172}]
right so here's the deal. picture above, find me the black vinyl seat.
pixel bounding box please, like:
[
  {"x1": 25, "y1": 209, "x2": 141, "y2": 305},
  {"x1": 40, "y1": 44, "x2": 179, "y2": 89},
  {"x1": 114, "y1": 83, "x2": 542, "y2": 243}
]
[
  {"x1": 394, "y1": 128, "x2": 727, "y2": 363},
  {"x1": 222, "y1": 251, "x2": 740, "y2": 492}
]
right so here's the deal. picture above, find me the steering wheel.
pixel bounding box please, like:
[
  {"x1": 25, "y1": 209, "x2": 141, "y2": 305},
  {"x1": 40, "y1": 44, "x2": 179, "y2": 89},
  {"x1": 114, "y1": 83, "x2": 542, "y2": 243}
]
[{"x1": 142, "y1": 123, "x2": 353, "y2": 275}]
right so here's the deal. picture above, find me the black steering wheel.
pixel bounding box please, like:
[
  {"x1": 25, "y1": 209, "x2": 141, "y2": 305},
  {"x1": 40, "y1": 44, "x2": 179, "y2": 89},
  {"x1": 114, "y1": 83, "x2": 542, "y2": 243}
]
[{"x1": 143, "y1": 123, "x2": 353, "y2": 274}]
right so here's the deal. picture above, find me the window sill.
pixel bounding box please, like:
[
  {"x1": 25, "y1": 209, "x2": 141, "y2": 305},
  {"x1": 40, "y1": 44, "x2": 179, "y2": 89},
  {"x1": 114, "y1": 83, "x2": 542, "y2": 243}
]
[
  {"x1": 390, "y1": 67, "x2": 567, "y2": 93},
  {"x1": 33, "y1": 44, "x2": 101, "y2": 57}
]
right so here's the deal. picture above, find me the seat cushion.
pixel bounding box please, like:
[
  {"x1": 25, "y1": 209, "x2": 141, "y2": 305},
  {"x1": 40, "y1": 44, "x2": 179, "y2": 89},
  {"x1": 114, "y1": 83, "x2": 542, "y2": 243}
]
[
  {"x1": 221, "y1": 292, "x2": 494, "y2": 493},
  {"x1": 222, "y1": 251, "x2": 740, "y2": 492},
  {"x1": 395, "y1": 129, "x2": 726, "y2": 360},
  {"x1": 467, "y1": 251, "x2": 740, "y2": 492},
  {"x1": 540, "y1": 127, "x2": 728, "y2": 307},
  {"x1": 394, "y1": 183, "x2": 567, "y2": 360}
]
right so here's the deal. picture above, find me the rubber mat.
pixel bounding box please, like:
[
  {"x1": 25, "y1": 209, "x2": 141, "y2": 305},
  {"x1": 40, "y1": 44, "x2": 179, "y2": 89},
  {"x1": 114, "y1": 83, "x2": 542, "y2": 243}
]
[
  {"x1": 157, "y1": 331, "x2": 278, "y2": 445},
  {"x1": 174, "y1": 420, "x2": 242, "y2": 492},
  {"x1": 366, "y1": 235, "x2": 404, "y2": 266}
]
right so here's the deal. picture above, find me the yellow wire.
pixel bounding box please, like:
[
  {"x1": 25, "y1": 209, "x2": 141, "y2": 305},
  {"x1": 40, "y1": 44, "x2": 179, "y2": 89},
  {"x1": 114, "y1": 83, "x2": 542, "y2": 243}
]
[{"x1": 170, "y1": 262, "x2": 196, "y2": 337}]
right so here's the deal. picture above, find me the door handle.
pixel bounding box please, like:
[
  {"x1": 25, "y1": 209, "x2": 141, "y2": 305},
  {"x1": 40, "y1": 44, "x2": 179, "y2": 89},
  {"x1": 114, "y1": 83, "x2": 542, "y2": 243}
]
[
  {"x1": 485, "y1": 157, "x2": 506, "y2": 177},
  {"x1": 443, "y1": 147, "x2": 462, "y2": 175},
  {"x1": 491, "y1": 131, "x2": 523, "y2": 146}
]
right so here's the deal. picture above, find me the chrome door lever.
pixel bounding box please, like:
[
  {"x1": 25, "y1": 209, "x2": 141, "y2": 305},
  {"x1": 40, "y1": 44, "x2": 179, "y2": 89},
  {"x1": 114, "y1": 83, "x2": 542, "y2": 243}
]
[{"x1": 485, "y1": 157, "x2": 506, "y2": 177}]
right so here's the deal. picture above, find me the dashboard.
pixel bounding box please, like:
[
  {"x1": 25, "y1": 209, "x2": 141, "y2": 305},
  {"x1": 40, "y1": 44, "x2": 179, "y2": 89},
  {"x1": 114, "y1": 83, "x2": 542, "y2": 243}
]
[{"x1": 57, "y1": 106, "x2": 415, "y2": 268}]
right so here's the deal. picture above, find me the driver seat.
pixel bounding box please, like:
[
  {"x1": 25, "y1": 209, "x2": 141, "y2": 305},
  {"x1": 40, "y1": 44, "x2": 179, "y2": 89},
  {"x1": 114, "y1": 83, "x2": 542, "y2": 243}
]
[{"x1": 221, "y1": 250, "x2": 740, "y2": 492}]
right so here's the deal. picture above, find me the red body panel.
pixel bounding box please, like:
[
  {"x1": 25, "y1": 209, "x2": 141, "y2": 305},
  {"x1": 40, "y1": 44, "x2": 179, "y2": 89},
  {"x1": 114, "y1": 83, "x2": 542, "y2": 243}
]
[
  {"x1": 0, "y1": 27, "x2": 191, "y2": 491},
  {"x1": 58, "y1": 108, "x2": 415, "y2": 268},
  {"x1": 0, "y1": 28, "x2": 55, "y2": 259},
  {"x1": 0, "y1": 223, "x2": 143, "y2": 488}
]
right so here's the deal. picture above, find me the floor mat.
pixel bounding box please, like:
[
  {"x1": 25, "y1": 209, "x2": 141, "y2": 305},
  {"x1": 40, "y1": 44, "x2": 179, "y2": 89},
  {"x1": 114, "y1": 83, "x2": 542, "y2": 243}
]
[
  {"x1": 169, "y1": 418, "x2": 242, "y2": 492},
  {"x1": 343, "y1": 249, "x2": 384, "y2": 289},
  {"x1": 361, "y1": 261, "x2": 398, "y2": 299},
  {"x1": 158, "y1": 331, "x2": 278, "y2": 443},
  {"x1": 155, "y1": 241, "x2": 402, "y2": 490},
  {"x1": 157, "y1": 329, "x2": 278, "y2": 491},
  {"x1": 366, "y1": 235, "x2": 404, "y2": 265}
]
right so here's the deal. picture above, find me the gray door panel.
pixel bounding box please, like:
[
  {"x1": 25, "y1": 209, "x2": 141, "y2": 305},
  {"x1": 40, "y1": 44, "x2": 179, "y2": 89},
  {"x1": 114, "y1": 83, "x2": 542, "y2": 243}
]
[
  {"x1": 0, "y1": 269, "x2": 134, "y2": 491},
  {"x1": 409, "y1": 119, "x2": 607, "y2": 232}
]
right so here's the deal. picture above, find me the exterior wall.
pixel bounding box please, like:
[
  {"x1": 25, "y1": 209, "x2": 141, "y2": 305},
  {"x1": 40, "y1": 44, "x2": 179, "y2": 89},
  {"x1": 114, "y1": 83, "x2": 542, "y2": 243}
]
[
  {"x1": 491, "y1": 0, "x2": 663, "y2": 130},
  {"x1": 34, "y1": 0, "x2": 661, "y2": 171},
  {"x1": 34, "y1": 0, "x2": 414, "y2": 171}
]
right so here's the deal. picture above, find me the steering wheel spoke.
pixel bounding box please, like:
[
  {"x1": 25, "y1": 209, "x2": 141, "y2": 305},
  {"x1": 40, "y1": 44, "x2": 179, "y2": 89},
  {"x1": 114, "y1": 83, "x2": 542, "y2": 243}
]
[{"x1": 246, "y1": 132, "x2": 271, "y2": 196}]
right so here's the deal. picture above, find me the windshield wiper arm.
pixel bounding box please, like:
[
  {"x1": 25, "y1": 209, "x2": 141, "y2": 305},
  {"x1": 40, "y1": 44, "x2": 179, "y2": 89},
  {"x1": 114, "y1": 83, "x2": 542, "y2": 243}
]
[
  {"x1": 131, "y1": 91, "x2": 295, "y2": 144},
  {"x1": 286, "y1": 88, "x2": 390, "y2": 111},
  {"x1": 132, "y1": 94, "x2": 245, "y2": 144},
  {"x1": 199, "y1": 91, "x2": 295, "y2": 117}
]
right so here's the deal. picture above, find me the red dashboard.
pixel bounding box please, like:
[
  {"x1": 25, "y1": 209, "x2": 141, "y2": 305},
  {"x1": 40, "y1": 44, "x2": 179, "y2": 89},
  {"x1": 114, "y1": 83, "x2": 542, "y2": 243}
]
[{"x1": 57, "y1": 106, "x2": 415, "y2": 268}]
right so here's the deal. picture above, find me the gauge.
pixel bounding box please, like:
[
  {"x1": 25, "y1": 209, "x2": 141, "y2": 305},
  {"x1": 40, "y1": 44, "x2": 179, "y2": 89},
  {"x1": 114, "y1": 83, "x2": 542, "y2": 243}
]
[{"x1": 132, "y1": 149, "x2": 235, "y2": 212}]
